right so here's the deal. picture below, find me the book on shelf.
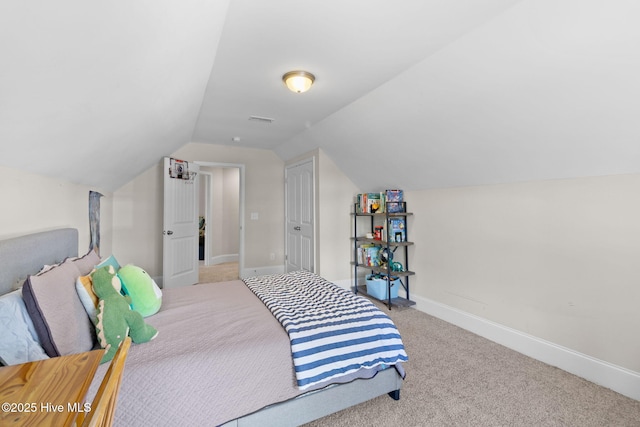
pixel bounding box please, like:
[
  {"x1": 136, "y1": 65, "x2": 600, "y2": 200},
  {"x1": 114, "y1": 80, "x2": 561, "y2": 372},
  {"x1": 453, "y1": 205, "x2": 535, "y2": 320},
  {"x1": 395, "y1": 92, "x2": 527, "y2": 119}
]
[
  {"x1": 385, "y1": 189, "x2": 403, "y2": 202},
  {"x1": 357, "y1": 244, "x2": 382, "y2": 266},
  {"x1": 356, "y1": 190, "x2": 406, "y2": 213},
  {"x1": 388, "y1": 217, "x2": 406, "y2": 243},
  {"x1": 385, "y1": 189, "x2": 404, "y2": 212},
  {"x1": 386, "y1": 202, "x2": 405, "y2": 213},
  {"x1": 356, "y1": 192, "x2": 386, "y2": 213}
]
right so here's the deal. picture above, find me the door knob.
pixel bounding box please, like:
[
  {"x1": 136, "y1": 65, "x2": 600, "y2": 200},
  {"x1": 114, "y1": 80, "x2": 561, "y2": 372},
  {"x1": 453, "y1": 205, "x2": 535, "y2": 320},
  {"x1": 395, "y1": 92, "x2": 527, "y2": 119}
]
[
  {"x1": 294, "y1": 226, "x2": 301, "y2": 231},
  {"x1": 164, "y1": 230, "x2": 174, "y2": 235}
]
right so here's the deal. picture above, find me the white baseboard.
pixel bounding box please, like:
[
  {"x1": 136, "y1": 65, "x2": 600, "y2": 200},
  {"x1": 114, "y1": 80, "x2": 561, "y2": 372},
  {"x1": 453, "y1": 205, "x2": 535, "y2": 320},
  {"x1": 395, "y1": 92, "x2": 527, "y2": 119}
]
[
  {"x1": 412, "y1": 294, "x2": 640, "y2": 401},
  {"x1": 333, "y1": 278, "x2": 353, "y2": 291},
  {"x1": 240, "y1": 265, "x2": 285, "y2": 278},
  {"x1": 209, "y1": 254, "x2": 238, "y2": 265}
]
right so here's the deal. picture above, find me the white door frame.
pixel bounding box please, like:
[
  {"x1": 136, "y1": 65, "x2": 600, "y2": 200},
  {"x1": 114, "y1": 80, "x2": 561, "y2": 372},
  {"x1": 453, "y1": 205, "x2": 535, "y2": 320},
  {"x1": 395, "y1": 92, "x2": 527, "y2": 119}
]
[
  {"x1": 284, "y1": 157, "x2": 316, "y2": 273},
  {"x1": 195, "y1": 161, "x2": 245, "y2": 277}
]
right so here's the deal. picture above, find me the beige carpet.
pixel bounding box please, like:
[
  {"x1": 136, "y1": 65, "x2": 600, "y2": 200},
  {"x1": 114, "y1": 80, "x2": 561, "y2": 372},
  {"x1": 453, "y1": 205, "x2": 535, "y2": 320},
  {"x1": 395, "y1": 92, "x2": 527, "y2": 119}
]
[
  {"x1": 304, "y1": 301, "x2": 640, "y2": 427},
  {"x1": 198, "y1": 262, "x2": 239, "y2": 283}
]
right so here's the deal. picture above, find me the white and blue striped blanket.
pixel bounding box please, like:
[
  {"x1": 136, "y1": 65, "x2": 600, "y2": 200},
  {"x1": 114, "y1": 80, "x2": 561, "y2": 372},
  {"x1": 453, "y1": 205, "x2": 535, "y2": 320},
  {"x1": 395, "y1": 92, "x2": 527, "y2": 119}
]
[{"x1": 243, "y1": 270, "x2": 408, "y2": 390}]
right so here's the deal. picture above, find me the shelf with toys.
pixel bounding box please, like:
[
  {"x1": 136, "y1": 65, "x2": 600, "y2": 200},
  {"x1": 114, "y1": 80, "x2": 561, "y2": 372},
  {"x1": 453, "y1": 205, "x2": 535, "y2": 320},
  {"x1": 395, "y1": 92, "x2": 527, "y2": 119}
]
[{"x1": 351, "y1": 190, "x2": 415, "y2": 309}]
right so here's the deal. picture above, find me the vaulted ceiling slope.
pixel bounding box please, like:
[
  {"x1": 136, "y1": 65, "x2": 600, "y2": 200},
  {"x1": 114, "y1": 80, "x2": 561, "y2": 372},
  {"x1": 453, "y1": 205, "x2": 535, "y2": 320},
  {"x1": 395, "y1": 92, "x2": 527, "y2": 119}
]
[
  {"x1": 0, "y1": 1, "x2": 231, "y2": 190},
  {"x1": 2, "y1": 1, "x2": 640, "y2": 192},
  {"x1": 274, "y1": 0, "x2": 640, "y2": 190}
]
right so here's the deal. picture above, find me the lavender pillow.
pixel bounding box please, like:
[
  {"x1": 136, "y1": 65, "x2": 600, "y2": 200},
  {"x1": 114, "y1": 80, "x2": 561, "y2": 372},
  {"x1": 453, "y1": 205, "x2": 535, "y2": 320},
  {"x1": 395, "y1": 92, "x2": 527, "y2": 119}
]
[
  {"x1": 22, "y1": 259, "x2": 94, "y2": 357},
  {"x1": 72, "y1": 249, "x2": 101, "y2": 276}
]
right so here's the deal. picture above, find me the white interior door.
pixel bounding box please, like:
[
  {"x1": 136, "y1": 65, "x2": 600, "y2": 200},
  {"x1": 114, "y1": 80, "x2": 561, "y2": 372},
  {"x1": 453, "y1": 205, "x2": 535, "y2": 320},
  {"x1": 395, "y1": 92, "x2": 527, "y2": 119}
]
[
  {"x1": 163, "y1": 157, "x2": 200, "y2": 288},
  {"x1": 285, "y1": 159, "x2": 314, "y2": 273}
]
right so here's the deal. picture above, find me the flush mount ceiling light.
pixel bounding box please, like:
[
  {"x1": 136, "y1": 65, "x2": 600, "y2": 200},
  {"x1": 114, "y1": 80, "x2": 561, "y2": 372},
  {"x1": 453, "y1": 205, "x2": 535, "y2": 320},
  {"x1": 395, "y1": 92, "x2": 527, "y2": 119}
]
[{"x1": 282, "y1": 70, "x2": 315, "y2": 93}]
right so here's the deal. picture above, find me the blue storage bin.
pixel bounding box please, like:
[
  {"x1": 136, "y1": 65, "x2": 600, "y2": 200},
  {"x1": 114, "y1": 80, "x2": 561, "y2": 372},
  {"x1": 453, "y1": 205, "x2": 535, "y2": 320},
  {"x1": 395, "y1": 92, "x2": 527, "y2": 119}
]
[{"x1": 366, "y1": 275, "x2": 400, "y2": 300}]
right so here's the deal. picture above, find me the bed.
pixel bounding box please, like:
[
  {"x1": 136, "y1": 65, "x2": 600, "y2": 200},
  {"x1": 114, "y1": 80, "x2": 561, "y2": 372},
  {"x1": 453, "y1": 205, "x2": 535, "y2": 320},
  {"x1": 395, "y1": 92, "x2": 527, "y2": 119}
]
[{"x1": 0, "y1": 228, "x2": 406, "y2": 426}]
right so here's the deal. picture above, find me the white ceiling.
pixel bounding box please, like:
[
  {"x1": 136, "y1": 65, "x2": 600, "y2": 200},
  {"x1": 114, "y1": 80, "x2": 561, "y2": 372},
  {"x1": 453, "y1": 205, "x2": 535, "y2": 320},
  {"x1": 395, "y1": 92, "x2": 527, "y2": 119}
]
[{"x1": 2, "y1": 0, "x2": 640, "y2": 191}]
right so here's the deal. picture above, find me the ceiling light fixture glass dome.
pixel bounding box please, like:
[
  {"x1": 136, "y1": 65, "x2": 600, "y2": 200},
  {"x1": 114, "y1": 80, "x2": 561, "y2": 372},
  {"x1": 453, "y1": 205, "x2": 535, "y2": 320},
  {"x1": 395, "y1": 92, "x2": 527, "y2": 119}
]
[{"x1": 282, "y1": 70, "x2": 315, "y2": 93}]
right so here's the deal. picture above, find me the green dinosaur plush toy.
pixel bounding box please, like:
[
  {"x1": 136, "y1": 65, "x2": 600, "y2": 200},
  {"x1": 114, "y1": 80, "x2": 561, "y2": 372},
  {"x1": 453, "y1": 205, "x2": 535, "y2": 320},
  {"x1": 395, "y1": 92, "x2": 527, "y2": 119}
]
[
  {"x1": 118, "y1": 264, "x2": 162, "y2": 318},
  {"x1": 92, "y1": 265, "x2": 158, "y2": 363}
]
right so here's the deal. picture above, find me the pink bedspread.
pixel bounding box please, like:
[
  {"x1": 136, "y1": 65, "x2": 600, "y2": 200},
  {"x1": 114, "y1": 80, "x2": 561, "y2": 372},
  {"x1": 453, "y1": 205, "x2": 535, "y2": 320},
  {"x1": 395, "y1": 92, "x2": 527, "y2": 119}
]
[{"x1": 88, "y1": 280, "x2": 303, "y2": 426}]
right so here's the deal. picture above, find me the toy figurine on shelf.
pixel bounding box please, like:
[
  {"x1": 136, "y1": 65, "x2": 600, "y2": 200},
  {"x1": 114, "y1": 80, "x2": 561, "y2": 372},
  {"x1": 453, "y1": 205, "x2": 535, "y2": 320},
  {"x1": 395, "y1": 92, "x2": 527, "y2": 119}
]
[{"x1": 390, "y1": 261, "x2": 404, "y2": 272}]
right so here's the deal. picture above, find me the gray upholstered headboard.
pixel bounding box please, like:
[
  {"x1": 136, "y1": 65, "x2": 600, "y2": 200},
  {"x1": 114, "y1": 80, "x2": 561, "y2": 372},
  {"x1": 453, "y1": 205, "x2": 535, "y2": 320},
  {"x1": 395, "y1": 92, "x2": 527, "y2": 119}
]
[{"x1": 0, "y1": 228, "x2": 79, "y2": 296}]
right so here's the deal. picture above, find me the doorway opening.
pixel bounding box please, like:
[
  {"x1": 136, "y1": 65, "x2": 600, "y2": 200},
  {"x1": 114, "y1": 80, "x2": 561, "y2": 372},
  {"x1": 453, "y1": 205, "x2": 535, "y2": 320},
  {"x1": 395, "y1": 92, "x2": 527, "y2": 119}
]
[{"x1": 196, "y1": 162, "x2": 245, "y2": 283}]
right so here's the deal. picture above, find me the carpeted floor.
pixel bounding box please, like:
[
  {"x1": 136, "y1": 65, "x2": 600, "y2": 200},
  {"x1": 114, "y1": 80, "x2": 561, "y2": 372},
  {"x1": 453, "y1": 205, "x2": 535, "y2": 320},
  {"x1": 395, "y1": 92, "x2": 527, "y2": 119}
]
[
  {"x1": 198, "y1": 262, "x2": 239, "y2": 283},
  {"x1": 303, "y1": 300, "x2": 640, "y2": 427}
]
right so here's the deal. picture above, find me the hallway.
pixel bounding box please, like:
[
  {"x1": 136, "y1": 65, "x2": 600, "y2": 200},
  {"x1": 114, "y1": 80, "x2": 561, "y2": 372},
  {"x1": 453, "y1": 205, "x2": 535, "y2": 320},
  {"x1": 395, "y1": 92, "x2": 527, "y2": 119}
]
[{"x1": 198, "y1": 262, "x2": 239, "y2": 284}]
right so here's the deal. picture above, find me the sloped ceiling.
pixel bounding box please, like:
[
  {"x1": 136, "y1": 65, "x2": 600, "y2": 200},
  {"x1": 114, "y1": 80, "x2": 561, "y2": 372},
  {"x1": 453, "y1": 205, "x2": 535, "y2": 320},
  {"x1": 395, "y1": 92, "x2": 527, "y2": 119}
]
[
  {"x1": 276, "y1": 0, "x2": 640, "y2": 190},
  {"x1": 2, "y1": 1, "x2": 640, "y2": 191},
  {"x1": 0, "y1": 0, "x2": 231, "y2": 190}
]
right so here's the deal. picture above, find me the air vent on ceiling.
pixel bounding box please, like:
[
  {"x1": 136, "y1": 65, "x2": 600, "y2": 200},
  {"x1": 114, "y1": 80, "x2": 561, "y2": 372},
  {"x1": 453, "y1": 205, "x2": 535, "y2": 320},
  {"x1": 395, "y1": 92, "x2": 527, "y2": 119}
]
[{"x1": 248, "y1": 115, "x2": 275, "y2": 123}]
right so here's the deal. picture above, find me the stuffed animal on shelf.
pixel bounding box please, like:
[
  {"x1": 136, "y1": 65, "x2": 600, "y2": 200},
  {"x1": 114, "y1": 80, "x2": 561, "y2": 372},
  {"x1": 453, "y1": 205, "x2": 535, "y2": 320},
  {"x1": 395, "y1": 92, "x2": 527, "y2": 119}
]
[
  {"x1": 118, "y1": 264, "x2": 162, "y2": 318},
  {"x1": 92, "y1": 265, "x2": 158, "y2": 363}
]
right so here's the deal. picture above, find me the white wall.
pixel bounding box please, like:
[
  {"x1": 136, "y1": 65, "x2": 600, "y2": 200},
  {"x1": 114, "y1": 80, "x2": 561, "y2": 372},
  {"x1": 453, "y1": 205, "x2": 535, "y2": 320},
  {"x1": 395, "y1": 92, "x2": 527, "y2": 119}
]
[
  {"x1": 407, "y1": 173, "x2": 640, "y2": 374},
  {"x1": 209, "y1": 167, "x2": 224, "y2": 258},
  {"x1": 201, "y1": 165, "x2": 240, "y2": 262},
  {"x1": 174, "y1": 143, "x2": 283, "y2": 272},
  {"x1": 221, "y1": 168, "x2": 240, "y2": 255},
  {"x1": 112, "y1": 163, "x2": 163, "y2": 272},
  {"x1": 317, "y1": 150, "x2": 359, "y2": 282},
  {"x1": 112, "y1": 143, "x2": 284, "y2": 278},
  {"x1": 310, "y1": 167, "x2": 639, "y2": 397},
  {"x1": 0, "y1": 165, "x2": 113, "y2": 256}
]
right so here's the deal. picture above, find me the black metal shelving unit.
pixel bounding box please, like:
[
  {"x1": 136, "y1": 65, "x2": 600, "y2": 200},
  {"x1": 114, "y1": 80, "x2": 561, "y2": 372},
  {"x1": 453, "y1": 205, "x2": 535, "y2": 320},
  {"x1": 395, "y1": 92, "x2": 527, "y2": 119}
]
[{"x1": 351, "y1": 202, "x2": 416, "y2": 309}]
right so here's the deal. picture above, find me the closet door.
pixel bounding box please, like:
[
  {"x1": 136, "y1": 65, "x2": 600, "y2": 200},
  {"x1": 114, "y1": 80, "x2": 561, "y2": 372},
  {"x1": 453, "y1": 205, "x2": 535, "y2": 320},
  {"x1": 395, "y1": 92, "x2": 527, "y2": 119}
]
[{"x1": 285, "y1": 159, "x2": 314, "y2": 273}]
